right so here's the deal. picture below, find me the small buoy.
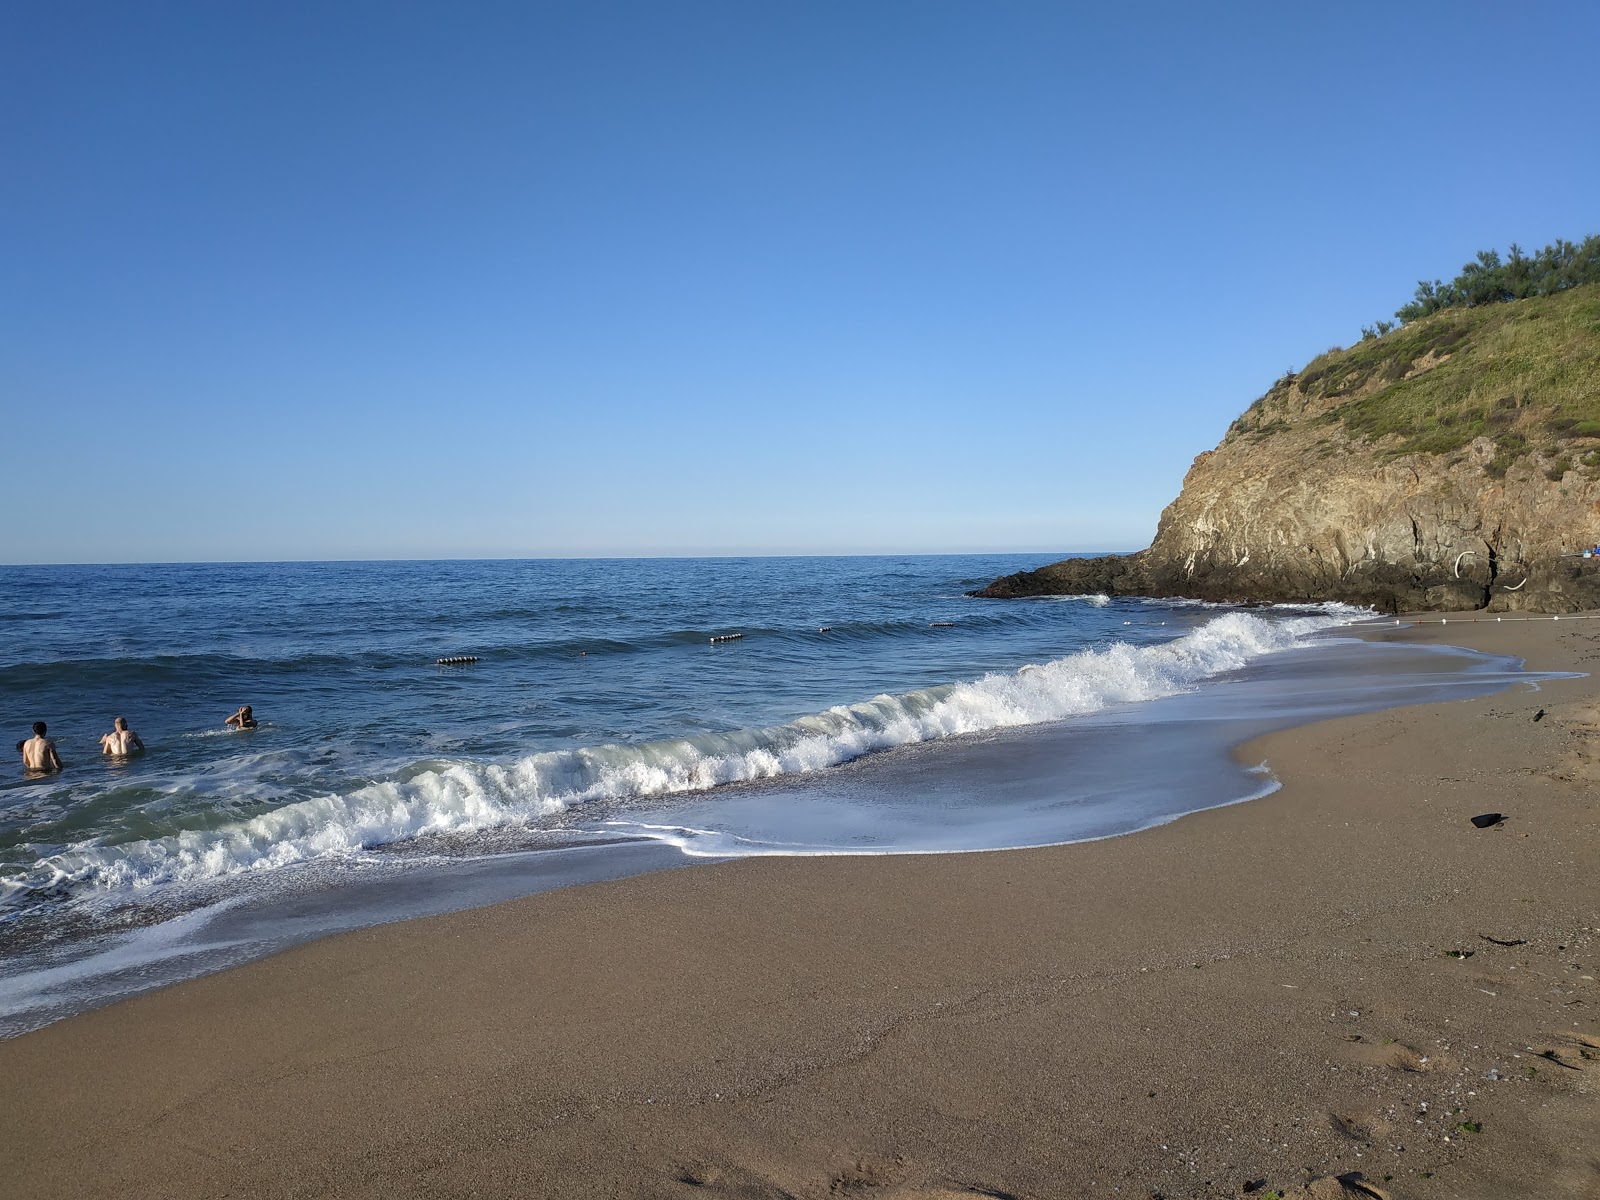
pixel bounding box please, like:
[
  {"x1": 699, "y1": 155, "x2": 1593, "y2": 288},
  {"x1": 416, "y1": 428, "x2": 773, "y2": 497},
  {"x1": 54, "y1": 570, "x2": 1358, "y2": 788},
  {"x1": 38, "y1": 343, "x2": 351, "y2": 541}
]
[
  {"x1": 435, "y1": 656, "x2": 479, "y2": 665},
  {"x1": 709, "y1": 633, "x2": 744, "y2": 643}
]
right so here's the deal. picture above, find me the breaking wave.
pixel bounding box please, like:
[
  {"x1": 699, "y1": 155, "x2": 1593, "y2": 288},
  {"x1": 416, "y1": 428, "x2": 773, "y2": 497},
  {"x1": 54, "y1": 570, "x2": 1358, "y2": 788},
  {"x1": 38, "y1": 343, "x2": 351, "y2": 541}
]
[{"x1": 5, "y1": 609, "x2": 1352, "y2": 902}]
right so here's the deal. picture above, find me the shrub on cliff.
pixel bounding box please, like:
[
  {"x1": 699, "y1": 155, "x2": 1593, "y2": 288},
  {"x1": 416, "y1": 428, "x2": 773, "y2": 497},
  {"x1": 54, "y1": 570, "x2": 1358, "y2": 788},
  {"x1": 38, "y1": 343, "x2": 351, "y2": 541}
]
[{"x1": 1393, "y1": 236, "x2": 1600, "y2": 323}]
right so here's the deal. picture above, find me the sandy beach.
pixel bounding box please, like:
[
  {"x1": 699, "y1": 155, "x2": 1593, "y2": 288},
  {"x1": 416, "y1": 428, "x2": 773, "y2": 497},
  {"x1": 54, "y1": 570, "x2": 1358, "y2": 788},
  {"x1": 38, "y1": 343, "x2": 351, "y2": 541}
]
[{"x1": 2, "y1": 617, "x2": 1596, "y2": 1200}]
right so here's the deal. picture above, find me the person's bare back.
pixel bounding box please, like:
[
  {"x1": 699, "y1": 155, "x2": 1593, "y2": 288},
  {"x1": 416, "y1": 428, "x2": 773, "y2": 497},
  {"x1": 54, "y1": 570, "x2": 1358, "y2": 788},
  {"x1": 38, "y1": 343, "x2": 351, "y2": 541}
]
[
  {"x1": 20, "y1": 723, "x2": 63, "y2": 774},
  {"x1": 100, "y1": 717, "x2": 144, "y2": 758}
]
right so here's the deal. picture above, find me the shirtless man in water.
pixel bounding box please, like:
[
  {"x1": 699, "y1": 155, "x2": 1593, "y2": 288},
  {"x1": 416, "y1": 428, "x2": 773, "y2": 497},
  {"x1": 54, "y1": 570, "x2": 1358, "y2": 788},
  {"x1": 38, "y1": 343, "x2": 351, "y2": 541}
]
[
  {"x1": 19, "y1": 722, "x2": 64, "y2": 773},
  {"x1": 225, "y1": 705, "x2": 257, "y2": 730},
  {"x1": 100, "y1": 716, "x2": 145, "y2": 757}
]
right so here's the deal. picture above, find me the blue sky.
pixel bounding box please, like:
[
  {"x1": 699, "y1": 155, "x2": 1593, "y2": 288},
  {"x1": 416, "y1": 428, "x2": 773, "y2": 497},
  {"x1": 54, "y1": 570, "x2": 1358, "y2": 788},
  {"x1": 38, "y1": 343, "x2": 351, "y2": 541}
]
[{"x1": 4, "y1": 2, "x2": 1597, "y2": 564}]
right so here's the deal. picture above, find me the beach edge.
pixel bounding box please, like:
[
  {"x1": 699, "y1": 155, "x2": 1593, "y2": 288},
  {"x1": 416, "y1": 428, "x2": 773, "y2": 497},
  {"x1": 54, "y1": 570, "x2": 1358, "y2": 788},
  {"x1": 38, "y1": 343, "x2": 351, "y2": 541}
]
[{"x1": 2, "y1": 615, "x2": 1596, "y2": 1198}]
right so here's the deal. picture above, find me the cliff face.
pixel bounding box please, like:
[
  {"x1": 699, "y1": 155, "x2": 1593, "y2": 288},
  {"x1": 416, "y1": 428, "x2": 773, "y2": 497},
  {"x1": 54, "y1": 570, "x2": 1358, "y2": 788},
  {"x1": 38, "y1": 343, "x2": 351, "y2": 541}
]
[{"x1": 977, "y1": 288, "x2": 1600, "y2": 613}]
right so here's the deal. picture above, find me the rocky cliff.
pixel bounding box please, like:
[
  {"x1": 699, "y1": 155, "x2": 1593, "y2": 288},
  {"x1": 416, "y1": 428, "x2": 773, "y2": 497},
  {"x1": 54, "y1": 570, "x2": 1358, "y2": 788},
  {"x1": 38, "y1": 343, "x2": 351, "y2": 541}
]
[{"x1": 976, "y1": 286, "x2": 1600, "y2": 613}]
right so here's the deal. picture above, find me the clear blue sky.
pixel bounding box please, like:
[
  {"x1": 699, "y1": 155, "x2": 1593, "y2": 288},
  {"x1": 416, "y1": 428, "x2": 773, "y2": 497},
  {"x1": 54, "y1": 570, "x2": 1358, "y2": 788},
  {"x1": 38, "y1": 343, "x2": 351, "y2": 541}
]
[{"x1": 4, "y1": 2, "x2": 1597, "y2": 564}]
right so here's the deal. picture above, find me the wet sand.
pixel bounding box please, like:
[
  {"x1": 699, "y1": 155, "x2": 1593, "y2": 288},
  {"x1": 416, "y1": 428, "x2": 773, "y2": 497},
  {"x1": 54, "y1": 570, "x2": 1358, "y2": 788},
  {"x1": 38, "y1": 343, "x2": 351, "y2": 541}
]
[{"x1": 2, "y1": 617, "x2": 1596, "y2": 1199}]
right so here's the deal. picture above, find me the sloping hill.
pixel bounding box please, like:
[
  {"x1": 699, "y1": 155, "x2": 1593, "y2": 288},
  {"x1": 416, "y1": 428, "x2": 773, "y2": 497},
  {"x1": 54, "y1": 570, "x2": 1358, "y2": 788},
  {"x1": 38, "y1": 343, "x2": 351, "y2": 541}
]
[
  {"x1": 1236, "y1": 286, "x2": 1600, "y2": 469},
  {"x1": 978, "y1": 281, "x2": 1600, "y2": 613}
]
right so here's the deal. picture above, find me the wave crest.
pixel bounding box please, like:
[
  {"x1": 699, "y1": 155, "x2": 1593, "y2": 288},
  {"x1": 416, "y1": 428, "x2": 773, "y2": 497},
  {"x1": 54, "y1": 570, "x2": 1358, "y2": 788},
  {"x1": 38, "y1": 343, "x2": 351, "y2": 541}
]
[{"x1": 7, "y1": 609, "x2": 1348, "y2": 901}]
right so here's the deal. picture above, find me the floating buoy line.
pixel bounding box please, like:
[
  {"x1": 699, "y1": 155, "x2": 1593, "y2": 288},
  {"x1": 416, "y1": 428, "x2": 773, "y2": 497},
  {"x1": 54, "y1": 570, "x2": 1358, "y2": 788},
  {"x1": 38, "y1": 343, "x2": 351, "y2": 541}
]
[
  {"x1": 435, "y1": 656, "x2": 480, "y2": 665},
  {"x1": 709, "y1": 633, "x2": 744, "y2": 643},
  {"x1": 929, "y1": 622, "x2": 955, "y2": 628},
  {"x1": 1347, "y1": 612, "x2": 1600, "y2": 628}
]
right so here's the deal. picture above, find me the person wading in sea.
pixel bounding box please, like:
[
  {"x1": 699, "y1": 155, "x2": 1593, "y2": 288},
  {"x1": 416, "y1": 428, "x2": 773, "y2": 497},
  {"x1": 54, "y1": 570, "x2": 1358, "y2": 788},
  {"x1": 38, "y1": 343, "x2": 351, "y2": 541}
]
[
  {"x1": 18, "y1": 722, "x2": 64, "y2": 774},
  {"x1": 225, "y1": 705, "x2": 258, "y2": 730},
  {"x1": 100, "y1": 716, "x2": 145, "y2": 757}
]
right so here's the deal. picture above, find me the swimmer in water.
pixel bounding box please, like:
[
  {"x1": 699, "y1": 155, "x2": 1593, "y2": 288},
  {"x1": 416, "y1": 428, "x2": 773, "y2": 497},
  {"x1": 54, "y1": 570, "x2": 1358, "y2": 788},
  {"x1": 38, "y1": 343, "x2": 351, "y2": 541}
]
[
  {"x1": 100, "y1": 716, "x2": 145, "y2": 758},
  {"x1": 225, "y1": 705, "x2": 258, "y2": 730},
  {"x1": 19, "y1": 722, "x2": 64, "y2": 774}
]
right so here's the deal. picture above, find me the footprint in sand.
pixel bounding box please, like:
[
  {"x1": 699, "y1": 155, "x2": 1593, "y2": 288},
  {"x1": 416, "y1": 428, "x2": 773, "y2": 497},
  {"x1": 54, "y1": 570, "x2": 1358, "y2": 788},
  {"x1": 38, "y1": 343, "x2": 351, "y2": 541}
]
[
  {"x1": 827, "y1": 1157, "x2": 1015, "y2": 1199},
  {"x1": 1327, "y1": 1112, "x2": 1379, "y2": 1143},
  {"x1": 669, "y1": 1161, "x2": 791, "y2": 1198},
  {"x1": 1272, "y1": 1174, "x2": 1392, "y2": 1199},
  {"x1": 1341, "y1": 1038, "x2": 1438, "y2": 1074},
  {"x1": 668, "y1": 1158, "x2": 1014, "y2": 1199}
]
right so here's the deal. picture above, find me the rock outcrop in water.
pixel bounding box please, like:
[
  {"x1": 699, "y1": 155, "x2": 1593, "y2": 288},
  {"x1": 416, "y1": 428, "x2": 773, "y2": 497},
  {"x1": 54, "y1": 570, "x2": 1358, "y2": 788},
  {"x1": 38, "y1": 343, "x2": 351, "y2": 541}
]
[{"x1": 976, "y1": 285, "x2": 1600, "y2": 613}]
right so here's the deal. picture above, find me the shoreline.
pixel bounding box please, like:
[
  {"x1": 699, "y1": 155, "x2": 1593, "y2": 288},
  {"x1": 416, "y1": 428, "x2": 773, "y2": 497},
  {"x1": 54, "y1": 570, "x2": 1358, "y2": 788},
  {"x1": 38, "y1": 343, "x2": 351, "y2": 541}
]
[
  {"x1": 0, "y1": 624, "x2": 1530, "y2": 1037},
  {"x1": 2, "y1": 618, "x2": 1596, "y2": 1198}
]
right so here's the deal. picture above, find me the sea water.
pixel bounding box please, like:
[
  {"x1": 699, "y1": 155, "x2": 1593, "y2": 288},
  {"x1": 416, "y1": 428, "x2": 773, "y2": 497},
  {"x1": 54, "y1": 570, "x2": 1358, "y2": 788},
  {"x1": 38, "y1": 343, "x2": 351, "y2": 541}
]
[{"x1": 0, "y1": 556, "x2": 1543, "y2": 1033}]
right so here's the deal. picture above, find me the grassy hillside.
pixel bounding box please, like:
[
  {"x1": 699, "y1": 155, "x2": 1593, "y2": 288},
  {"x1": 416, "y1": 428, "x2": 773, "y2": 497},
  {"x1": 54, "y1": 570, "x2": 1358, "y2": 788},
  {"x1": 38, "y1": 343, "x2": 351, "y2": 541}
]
[{"x1": 1228, "y1": 284, "x2": 1600, "y2": 477}]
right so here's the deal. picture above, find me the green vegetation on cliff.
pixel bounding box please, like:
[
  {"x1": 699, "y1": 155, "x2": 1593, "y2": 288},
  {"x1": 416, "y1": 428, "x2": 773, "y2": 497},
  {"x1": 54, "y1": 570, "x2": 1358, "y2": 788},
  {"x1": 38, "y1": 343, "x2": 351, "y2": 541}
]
[
  {"x1": 1228, "y1": 271, "x2": 1600, "y2": 474},
  {"x1": 1391, "y1": 236, "x2": 1600, "y2": 324}
]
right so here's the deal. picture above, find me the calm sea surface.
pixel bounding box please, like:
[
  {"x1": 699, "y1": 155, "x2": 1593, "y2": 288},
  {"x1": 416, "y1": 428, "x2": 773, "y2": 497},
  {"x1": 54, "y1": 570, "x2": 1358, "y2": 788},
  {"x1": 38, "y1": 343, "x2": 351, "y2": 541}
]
[{"x1": 0, "y1": 556, "x2": 1541, "y2": 1033}]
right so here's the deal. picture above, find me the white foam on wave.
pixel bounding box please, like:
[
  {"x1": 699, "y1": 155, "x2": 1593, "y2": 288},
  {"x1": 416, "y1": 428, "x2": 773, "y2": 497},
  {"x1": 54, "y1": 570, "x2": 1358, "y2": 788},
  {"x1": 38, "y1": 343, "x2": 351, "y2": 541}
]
[{"x1": 9, "y1": 608, "x2": 1355, "y2": 901}]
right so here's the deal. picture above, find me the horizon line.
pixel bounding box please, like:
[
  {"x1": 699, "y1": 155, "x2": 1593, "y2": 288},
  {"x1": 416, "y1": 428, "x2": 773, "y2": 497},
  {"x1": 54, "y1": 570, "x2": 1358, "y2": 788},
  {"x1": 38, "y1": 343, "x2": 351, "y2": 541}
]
[{"x1": 0, "y1": 549, "x2": 1132, "y2": 570}]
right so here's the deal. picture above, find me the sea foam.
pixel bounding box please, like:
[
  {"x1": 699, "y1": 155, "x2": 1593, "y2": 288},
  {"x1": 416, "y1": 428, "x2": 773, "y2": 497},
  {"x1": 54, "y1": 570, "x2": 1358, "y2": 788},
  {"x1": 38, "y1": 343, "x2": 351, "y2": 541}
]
[{"x1": 8, "y1": 609, "x2": 1352, "y2": 901}]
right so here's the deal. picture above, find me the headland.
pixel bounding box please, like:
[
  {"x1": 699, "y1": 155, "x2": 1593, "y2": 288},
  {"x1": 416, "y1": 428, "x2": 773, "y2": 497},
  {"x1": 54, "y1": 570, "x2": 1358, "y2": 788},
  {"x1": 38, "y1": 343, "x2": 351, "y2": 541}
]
[{"x1": 976, "y1": 246, "x2": 1600, "y2": 614}]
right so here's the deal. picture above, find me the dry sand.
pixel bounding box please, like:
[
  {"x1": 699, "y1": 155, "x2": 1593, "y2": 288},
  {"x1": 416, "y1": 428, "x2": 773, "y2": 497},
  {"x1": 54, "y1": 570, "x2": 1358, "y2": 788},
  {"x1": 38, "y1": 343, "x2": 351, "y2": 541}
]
[{"x1": 1, "y1": 618, "x2": 1596, "y2": 1199}]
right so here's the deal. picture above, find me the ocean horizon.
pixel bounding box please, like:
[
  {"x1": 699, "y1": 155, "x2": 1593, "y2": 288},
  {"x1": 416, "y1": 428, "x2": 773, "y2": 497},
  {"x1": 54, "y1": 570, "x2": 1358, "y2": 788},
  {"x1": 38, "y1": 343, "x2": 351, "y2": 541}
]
[{"x1": 0, "y1": 549, "x2": 1138, "y2": 569}]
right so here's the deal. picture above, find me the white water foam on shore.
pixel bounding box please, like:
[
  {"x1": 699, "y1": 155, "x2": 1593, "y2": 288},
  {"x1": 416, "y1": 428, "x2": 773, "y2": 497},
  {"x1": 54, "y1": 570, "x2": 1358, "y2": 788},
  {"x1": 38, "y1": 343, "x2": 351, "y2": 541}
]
[
  {"x1": 605, "y1": 769, "x2": 1290, "y2": 859},
  {"x1": 7, "y1": 609, "x2": 1358, "y2": 903}
]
